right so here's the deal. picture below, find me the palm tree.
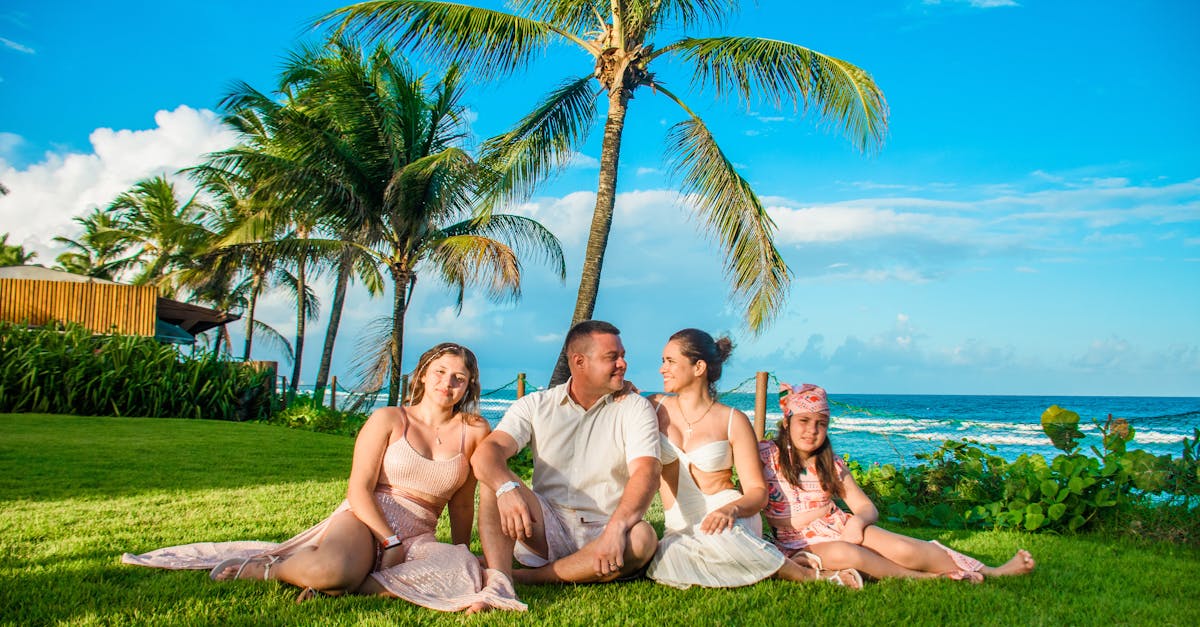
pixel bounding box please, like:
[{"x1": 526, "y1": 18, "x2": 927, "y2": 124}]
[
  {"x1": 97, "y1": 175, "x2": 215, "y2": 297},
  {"x1": 324, "y1": 0, "x2": 888, "y2": 383},
  {"x1": 208, "y1": 38, "x2": 565, "y2": 405},
  {"x1": 52, "y1": 210, "x2": 131, "y2": 280},
  {"x1": 0, "y1": 233, "x2": 37, "y2": 266},
  {"x1": 178, "y1": 170, "x2": 297, "y2": 363}
]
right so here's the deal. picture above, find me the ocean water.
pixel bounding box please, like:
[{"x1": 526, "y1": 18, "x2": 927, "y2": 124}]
[{"x1": 346, "y1": 388, "x2": 1200, "y2": 467}]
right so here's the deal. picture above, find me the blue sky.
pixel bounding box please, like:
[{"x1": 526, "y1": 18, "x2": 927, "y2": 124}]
[{"x1": 2, "y1": 1, "x2": 1197, "y2": 396}]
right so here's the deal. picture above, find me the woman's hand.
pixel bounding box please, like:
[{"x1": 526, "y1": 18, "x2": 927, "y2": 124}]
[
  {"x1": 699, "y1": 503, "x2": 741, "y2": 535},
  {"x1": 840, "y1": 515, "x2": 869, "y2": 545}
]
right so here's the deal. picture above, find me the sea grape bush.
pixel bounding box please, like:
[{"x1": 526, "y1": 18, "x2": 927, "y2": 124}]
[
  {"x1": 0, "y1": 321, "x2": 273, "y2": 420},
  {"x1": 267, "y1": 394, "x2": 367, "y2": 436},
  {"x1": 849, "y1": 405, "x2": 1199, "y2": 536}
]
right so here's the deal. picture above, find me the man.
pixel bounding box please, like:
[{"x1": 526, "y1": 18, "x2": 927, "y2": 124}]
[{"x1": 471, "y1": 320, "x2": 661, "y2": 588}]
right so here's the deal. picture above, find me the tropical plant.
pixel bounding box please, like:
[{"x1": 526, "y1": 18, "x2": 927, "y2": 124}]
[
  {"x1": 0, "y1": 321, "x2": 273, "y2": 421},
  {"x1": 849, "y1": 407, "x2": 1200, "y2": 538},
  {"x1": 0, "y1": 232, "x2": 37, "y2": 266},
  {"x1": 52, "y1": 210, "x2": 130, "y2": 280},
  {"x1": 95, "y1": 175, "x2": 215, "y2": 296},
  {"x1": 323, "y1": 0, "x2": 889, "y2": 383},
  {"x1": 207, "y1": 37, "x2": 565, "y2": 405},
  {"x1": 182, "y1": 169, "x2": 296, "y2": 363}
]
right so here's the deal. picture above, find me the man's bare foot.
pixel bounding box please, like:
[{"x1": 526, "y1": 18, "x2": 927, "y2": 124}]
[{"x1": 982, "y1": 549, "x2": 1036, "y2": 577}]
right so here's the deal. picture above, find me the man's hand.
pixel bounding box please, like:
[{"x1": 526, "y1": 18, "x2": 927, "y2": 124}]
[
  {"x1": 497, "y1": 489, "x2": 534, "y2": 541},
  {"x1": 590, "y1": 525, "x2": 628, "y2": 577}
]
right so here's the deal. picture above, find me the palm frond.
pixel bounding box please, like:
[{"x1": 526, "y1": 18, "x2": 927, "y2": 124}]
[
  {"x1": 443, "y1": 214, "x2": 566, "y2": 282},
  {"x1": 251, "y1": 318, "x2": 296, "y2": 363},
  {"x1": 350, "y1": 315, "x2": 396, "y2": 394},
  {"x1": 478, "y1": 75, "x2": 600, "y2": 211},
  {"x1": 424, "y1": 235, "x2": 522, "y2": 309},
  {"x1": 661, "y1": 36, "x2": 888, "y2": 152},
  {"x1": 320, "y1": 0, "x2": 575, "y2": 78},
  {"x1": 662, "y1": 114, "x2": 792, "y2": 333}
]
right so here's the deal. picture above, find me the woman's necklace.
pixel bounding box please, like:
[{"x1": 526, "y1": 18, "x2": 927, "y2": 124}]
[
  {"x1": 413, "y1": 407, "x2": 454, "y2": 445},
  {"x1": 680, "y1": 398, "x2": 717, "y2": 439}
]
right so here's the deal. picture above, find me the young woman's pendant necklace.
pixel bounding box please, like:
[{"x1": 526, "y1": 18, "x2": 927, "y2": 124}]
[{"x1": 681, "y1": 399, "x2": 717, "y2": 439}]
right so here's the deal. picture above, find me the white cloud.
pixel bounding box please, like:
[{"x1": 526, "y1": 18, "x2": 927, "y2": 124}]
[
  {"x1": 636, "y1": 167, "x2": 661, "y2": 176},
  {"x1": 0, "y1": 105, "x2": 237, "y2": 258},
  {"x1": 506, "y1": 191, "x2": 596, "y2": 247},
  {"x1": 409, "y1": 298, "x2": 488, "y2": 341},
  {"x1": 768, "y1": 203, "x2": 974, "y2": 245},
  {"x1": 0, "y1": 37, "x2": 34, "y2": 54}
]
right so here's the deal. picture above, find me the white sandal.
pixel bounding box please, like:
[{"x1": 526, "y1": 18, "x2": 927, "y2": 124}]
[
  {"x1": 823, "y1": 568, "x2": 864, "y2": 590},
  {"x1": 209, "y1": 555, "x2": 278, "y2": 581}
]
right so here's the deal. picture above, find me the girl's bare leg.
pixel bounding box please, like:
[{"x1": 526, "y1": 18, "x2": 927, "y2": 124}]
[
  {"x1": 220, "y1": 510, "x2": 377, "y2": 595},
  {"x1": 858, "y1": 526, "x2": 963, "y2": 574},
  {"x1": 809, "y1": 541, "x2": 940, "y2": 580}
]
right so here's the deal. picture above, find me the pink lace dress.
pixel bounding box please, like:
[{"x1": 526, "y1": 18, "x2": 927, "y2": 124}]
[{"x1": 122, "y1": 421, "x2": 525, "y2": 612}]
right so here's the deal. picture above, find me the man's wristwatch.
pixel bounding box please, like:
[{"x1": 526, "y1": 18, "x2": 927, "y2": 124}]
[{"x1": 495, "y1": 480, "x2": 521, "y2": 498}]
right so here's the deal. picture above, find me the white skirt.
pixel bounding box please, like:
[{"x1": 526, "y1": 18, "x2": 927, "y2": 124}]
[{"x1": 647, "y1": 489, "x2": 785, "y2": 589}]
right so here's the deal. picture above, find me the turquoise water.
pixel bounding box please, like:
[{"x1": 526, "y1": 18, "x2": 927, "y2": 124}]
[{"x1": 325, "y1": 386, "x2": 1199, "y2": 467}]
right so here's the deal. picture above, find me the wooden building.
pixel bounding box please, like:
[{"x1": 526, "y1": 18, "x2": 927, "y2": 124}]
[{"x1": 0, "y1": 266, "x2": 238, "y2": 344}]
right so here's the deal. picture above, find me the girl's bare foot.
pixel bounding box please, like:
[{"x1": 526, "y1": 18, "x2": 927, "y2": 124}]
[
  {"x1": 465, "y1": 601, "x2": 493, "y2": 615},
  {"x1": 982, "y1": 549, "x2": 1036, "y2": 577},
  {"x1": 941, "y1": 569, "x2": 984, "y2": 583},
  {"x1": 210, "y1": 556, "x2": 276, "y2": 581}
]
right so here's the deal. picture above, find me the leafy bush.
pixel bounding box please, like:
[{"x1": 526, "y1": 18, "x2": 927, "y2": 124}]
[
  {"x1": 266, "y1": 394, "x2": 367, "y2": 437},
  {"x1": 849, "y1": 405, "x2": 1199, "y2": 541},
  {"x1": 0, "y1": 321, "x2": 273, "y2": 421}
]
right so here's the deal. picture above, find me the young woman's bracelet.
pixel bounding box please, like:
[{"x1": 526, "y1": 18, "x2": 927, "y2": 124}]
[{"x1": 381, "y1": 534, "x2": 402, "y2": 550}]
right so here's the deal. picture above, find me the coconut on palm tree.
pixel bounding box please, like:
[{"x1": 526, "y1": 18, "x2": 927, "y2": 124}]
[
  {"x1": 207, "y1": 37, "x2": 565, "y2": 405},
  {"x1": 324, "y1": 0, "x2": 888, "y2": 383}
]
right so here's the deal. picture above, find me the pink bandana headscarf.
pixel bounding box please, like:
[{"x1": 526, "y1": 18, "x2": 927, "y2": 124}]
[{"x1": 780, "y1": 383, "x2": 829, "y2": 416}]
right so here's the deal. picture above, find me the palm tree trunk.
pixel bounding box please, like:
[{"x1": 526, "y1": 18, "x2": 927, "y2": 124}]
[
  {"x1": 387, "y1": 265, "x2": 411, "y2": 406},
  {"x1": 242, "y1": 275, "x2": 262, "y2": 361},
  {"x1": 290, "y1": 246, "x2": 308, "y2": 395},
  {"x1": 313, "y1": 251, "x2": 351, "y2": 404},
  {"x1": 550, "y1": 87, "x2": 630, "y2": 385}
]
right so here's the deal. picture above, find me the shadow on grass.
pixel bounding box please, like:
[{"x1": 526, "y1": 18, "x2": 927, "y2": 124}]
[{"x1": 0, "y1": 414, "x2": 352, "y2": 502}]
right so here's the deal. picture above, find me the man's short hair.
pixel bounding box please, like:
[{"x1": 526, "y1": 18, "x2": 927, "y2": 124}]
[{"x1": 564, "y1": 320, "x2": 621, "y2": 356}]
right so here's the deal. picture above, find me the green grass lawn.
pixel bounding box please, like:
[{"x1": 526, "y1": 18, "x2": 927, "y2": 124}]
[{"x1": 2, "y1": 413, "x2": 1198, "y2": 626}]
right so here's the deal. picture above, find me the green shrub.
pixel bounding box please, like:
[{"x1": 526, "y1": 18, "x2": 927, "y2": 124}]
[
  {"x1": 266, "y1": 394, "x2": 367, "y2": 436},
  {"x1": 0, "y1": 321, "x2": 272, "y2": 421},
  {"x1": 850, "y1": 406, "x2": 1199, "y2": 542}
]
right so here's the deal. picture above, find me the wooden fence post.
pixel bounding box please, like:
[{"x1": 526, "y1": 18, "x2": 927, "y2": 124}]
[
  {"x1": 517, "y1": 372, "x2": 526, "y2": 398},
  {"x1": 754, "y1": 371, "x2": 768, "y2": 441},
  {"x1": 330, "y1": 375, "x2": 338, "y2": 411}
]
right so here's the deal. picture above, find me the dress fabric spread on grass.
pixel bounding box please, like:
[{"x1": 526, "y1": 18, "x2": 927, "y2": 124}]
[
  {"x1": 647, "y1": 415, "x2": 786, "y2": 589},
  {"x1": 122, "y1": 435, "x2": 525, "y2": 612}
]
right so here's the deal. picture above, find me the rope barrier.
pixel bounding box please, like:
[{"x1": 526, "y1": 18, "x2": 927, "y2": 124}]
[{"x1": 481, "y1": 377, "x2": 521, "y2": 398}]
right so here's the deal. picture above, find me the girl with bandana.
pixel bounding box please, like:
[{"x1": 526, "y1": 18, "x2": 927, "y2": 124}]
[{"x1": 759, "y1": 383, "x2": 1037, "y2": 583}]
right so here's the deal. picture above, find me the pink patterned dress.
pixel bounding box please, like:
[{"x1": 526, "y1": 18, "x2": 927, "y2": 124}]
[{"x1": 123, "y1": 421, "x2": 524, "y2": 612}]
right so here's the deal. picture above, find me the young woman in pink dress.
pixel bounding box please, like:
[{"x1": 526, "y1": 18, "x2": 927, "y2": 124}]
[
  {"x1": 759, "y1": 383, "x2": 1037, "y2": 584},
  {"x1": 123, "y1": 343, "x2": 524, "y2": 613}
]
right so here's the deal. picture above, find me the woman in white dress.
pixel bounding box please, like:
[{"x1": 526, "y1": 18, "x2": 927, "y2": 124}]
[{"x1": 645, "y1": 329, "x2": 861, "y2": 589}]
